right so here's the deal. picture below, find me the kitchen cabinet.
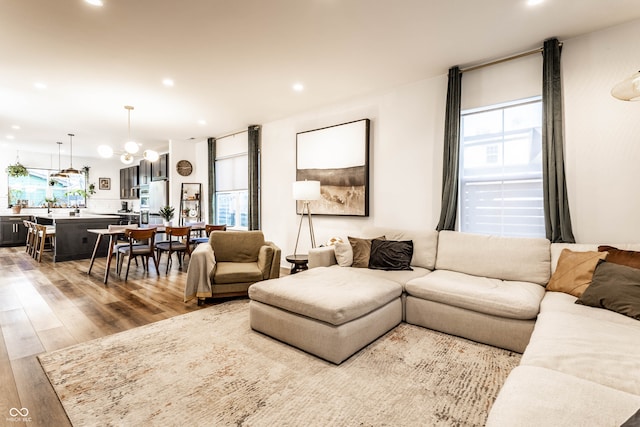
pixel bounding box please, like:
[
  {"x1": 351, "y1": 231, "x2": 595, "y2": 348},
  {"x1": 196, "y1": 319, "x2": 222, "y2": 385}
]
[
  {"x1": 139, "y1": 159, "x2": 152, "y2": 185},
  {"x1": 0, "y1": 215, "x2": 30, "y2": 246},
  {"x1": 120, "y1": 165, "x2": 140, "y2": 199},
  {"x1": 179, "y1": 183, "x2": 202, "y2": 225},
  {"x1": 151, "y1": 153, "x2": 169, "y2": 181}
]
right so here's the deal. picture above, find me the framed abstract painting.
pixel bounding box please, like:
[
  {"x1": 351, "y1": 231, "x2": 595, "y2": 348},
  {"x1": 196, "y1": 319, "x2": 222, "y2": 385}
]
[{"x1": 296, "y1": 118, "x2": 370, "y2": 216}]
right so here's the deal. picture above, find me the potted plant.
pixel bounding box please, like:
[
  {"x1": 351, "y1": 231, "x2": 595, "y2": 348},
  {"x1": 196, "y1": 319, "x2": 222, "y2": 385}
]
[
  {"x1": 88, "y1": 183, "x2": 96, "y2": 196},
  {"x1": 159, "y1": 206, "x2": 175, "y2": 226},
  {"x1": 6, "y1": 162, "x2": 29, "y2": 178}
]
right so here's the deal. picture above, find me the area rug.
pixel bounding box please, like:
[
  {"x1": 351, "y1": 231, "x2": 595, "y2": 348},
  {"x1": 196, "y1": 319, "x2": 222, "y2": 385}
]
[{"x1": 38, "y1": 300, "x2": 520, "y2": 426}]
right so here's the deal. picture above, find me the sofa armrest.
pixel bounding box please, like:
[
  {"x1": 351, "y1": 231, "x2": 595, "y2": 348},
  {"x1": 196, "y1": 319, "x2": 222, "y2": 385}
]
[
  {"x1": 259, "y1": 241, "x2": 281, "y2": 279},
  {"x1": 309, "y1": 246, "x2": 337, "y2": 268}
]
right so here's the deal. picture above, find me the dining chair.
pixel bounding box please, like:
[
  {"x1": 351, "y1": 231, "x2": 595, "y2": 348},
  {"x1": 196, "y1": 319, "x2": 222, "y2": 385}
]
[
  {"x1": 192, "y1": 224, "x2": 227, "y2": 245},
  {"x1": 108, "y1": 223, "x2": 140, "y2": 273},
  {"x1": 33, "y1": 223, "x2": 56, "y2": 263},
  {"x1": 156, "y1": 226, "x2": 193, "y2": 273},
  {"x1": 116, "y1": 228, "x2": 159, "y2": 281}
]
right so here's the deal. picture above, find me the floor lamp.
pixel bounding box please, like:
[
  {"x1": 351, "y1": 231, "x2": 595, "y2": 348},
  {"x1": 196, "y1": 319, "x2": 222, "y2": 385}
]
[{"x1": 293, "y1": 180, "x2": 321, "y2": 255}]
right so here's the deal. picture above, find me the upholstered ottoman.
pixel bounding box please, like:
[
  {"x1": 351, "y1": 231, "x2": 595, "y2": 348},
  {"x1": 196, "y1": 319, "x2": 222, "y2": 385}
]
[{"x1": 248, "y1": 266, "x2": 403, "y2": 364}]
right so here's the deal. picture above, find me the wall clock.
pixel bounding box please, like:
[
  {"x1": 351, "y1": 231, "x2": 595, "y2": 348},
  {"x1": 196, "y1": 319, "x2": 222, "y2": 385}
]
[{"x1": 176, "y1": 160, "x2": 193, "y2": 176}]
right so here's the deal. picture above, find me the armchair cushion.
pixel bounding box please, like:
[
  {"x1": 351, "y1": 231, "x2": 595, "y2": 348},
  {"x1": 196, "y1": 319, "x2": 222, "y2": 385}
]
[
  {"x1": 213, "y1": 262, "x2": 264, "y2": 284},
  {"x1": 210, "y1": 230, "x2": 265, "y2": 262}
]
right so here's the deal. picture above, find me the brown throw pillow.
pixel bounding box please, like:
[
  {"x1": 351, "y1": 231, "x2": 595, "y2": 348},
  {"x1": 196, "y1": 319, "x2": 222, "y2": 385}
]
[
  {"x1": 547, "y1": 249, "x2": 608, "y2": 297},
  {"x1": 348, "y1": 236, "x2": 385, "y2": 268},
  {"x1": 598, "y1": 245, "x2": 640, "y2": 270},
  {"x1": 576, "y1": 261, "x2": 640, "y2": 320}
]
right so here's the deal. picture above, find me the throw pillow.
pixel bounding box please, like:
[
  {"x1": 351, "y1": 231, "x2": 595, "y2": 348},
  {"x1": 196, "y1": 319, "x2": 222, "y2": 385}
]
[
  {"x1": 598, "y1": 245, "x2": 640, "y2": 270},
  {"x1": 334, "y1": 241, "x2": 353, "y2": 267},
  {"x1": 368, "y1": 239, "x2": 414, "y2": 271},
  {"x1": 576, "y1": 261, "x2": 640, "y2": 320},
  {"x1": 621, "y1": 408, "x2": 640, "y2": 426},
  {"x1": 547, "y1": 249, "x2": 608, "y2": 297},
  {"x1": 348, "y1": 235, "x2": 385, "y2": 268}
]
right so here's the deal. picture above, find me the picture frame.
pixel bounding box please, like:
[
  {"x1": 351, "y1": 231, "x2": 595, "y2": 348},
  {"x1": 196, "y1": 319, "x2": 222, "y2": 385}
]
[
  {"x1": 99, "y1": 177, "x2": 111, "y2": 190},
  {"x1": 296, "y1": 118, "x2": 370, "y2": 216}
]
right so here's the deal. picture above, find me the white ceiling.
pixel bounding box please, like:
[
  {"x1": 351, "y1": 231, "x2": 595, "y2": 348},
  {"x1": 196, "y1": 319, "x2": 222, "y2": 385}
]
[{"x1": 1, "y1": 0, "x2": 639, "y2": 159}]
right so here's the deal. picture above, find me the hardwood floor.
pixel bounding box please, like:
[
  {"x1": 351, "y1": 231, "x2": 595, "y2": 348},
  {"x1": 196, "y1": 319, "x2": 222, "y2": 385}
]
[{"x1": 0, "y1": 245, "x2": 225, "y2": 426}]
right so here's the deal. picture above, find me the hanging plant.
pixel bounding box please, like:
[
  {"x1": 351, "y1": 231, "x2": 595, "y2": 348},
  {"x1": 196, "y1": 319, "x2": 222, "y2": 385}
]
[{"x1": 6, "y1": 162, "x2": 29, "y2": 178}]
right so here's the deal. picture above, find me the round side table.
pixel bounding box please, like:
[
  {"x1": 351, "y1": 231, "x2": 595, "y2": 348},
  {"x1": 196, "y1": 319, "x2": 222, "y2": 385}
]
[{"x1": 286, "y1": 254, "x2": 309, "y2": 274}]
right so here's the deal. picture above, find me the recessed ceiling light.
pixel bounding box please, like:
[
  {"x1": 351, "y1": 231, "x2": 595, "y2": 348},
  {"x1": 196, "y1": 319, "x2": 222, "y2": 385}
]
[
  {"x1": 527, "y1": 0, "x2": 544, "y2": 5},
  {"x1": 34, "y1": 82, "x2": 47, "y2": 90},
  {"x1": 6, "y1": 135, "x2": 15, "y2": 140},
  {"x1": 85, "y1": 0, "x2": 104, "y2": 6},
  {"x1": 162, "y1": 78, "x2": 174, "y2": 87},
  {"x1": 197, "y1": 119, "x2": 207, "y2": 125},
  {"x1": 293, "y1": 83, "x2": 304, "y2": 92},
  {"x1": 11, "y1": 125, "x2": 20, "y2": 130}
]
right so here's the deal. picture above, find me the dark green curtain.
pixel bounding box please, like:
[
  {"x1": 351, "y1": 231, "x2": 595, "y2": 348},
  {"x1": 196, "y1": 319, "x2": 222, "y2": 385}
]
[
  {"x1": 207, "y1": 137, "x2": 216, "y2": 224},
  {"x1": 542, "y1": 38, "x2": 575, "y2": 243},
  {"x1": 436, "y1": 66, "x2": 462, "y2": 231},
  {"x1": 248, "y1": 125, "x2": 261, "y2": 230}
]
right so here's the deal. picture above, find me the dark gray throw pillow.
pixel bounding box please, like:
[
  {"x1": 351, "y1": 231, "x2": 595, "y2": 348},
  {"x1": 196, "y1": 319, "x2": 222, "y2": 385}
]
[
  {"x1": 368, "y1": 239, "x2": 413, "y2": 271},
  {"x1": 621, "y1": 408, "x2": 640, "y2": 427},
  {"x1": 575, "y1": 261, "x2": 640, "y2": 320}
]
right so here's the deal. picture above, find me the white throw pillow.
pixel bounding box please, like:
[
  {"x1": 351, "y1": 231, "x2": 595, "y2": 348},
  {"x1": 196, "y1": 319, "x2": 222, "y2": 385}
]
[{"x1": 334, "y1": 241, "x2": 353, "y2": 267}]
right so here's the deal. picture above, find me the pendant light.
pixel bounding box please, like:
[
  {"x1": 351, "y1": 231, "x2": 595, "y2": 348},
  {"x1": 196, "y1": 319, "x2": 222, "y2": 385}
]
[
  {"x1": 60, "y1": 133, "x2": 80, "y2": 175},
  {"x1": 51, "y1": 141, "x2": 68, "y2": 179}
]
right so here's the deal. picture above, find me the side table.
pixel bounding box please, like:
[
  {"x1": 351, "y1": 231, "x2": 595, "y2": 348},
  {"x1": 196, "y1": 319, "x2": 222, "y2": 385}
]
[{"x1": 286, "y1": 254, "x2": 309, "y2": 274}]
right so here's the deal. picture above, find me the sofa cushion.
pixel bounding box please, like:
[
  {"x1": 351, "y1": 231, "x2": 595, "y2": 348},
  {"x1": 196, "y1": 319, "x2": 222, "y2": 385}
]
[
  {"x1": 486, "y1": 366, "x2": 640, "y2": 427},
  {"x1": 546, "y1": 249, "x2": 608, "y2": 297},
  {"x1": 213, "y1": 262, "x2": 264, "y2": 284},
  {"x1": 405, "y1": 270, "x2": 545, "y2": 320},
  {"x1": 435, "y1": 231, "x2": 550, "y2": 285},
  {"x1": 598, "y1": 245, "x2": 640, "y2": 269},
  {"x1": 337, "y1": 264, "x2": 431, "y2": 287},
  {"x1": 368, "y1": 239, "x2": 413, "y2": 271},
  {"x1": 334, "y1": 241, "x2": 353, "y2": 267},
  {"x1": 576, "y1": 261, "x2": 640, "y2": 320},
  {"x1": 540, "y1": 291, "x2": 640, "y2": 327},
  {"x1": 521, "y1": 310, "x2": 640, "y2": 395},
  {"x1": 348, "y1": 235, "x2": 385, "y2": 268},
  {"x1": 363, "y1": 227, "x2": 438, "y2": 270},
  {"x1": 248, "y1": 267, "x2": 402, "y2": 326}
]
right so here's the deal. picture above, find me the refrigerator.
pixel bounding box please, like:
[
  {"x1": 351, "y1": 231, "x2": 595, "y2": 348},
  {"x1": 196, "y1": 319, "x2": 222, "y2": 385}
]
[{"x1": 148, "y1": 180, "x2": 168, "y2": 225}]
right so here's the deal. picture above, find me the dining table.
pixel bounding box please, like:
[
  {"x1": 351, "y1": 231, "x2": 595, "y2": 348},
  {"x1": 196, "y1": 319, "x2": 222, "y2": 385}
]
[{"x1": 87, "y1": 224, "x2": 204, "y2": 284}]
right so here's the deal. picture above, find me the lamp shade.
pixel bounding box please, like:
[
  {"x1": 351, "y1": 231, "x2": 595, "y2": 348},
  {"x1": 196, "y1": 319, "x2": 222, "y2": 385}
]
[
  {"x1": 293, "y1": 180, "x2": 321, "y2": 201},
  {"x1": 611, "y1": 71, "x2": 640, "y2": 101}
]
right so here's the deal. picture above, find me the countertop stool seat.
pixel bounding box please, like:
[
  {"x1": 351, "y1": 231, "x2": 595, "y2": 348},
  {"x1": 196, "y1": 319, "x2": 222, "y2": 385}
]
[{"x1": 33, "y1": 223, "x2": 56, "y2": 263}]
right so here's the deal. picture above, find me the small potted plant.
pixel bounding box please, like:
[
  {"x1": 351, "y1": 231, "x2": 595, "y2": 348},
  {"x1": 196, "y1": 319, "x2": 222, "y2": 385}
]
[
  {"x1": 9, "y1": 189, "x2": 24, "y2": 213},
  {"x1": 159, "y1": 206, "x2": 175, "y2": 226}
]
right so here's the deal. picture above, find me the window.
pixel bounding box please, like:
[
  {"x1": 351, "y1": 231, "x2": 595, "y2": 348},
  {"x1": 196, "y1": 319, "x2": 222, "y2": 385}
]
[
  {"x1": 214, "y1": 133, "x2": 248, "y2": 230},
  {"x1": 459, "y1": 97, "x2": 544, "y2": 238},
  {"x1": 7, "y1": 168, "x2": 87, "y2": 208}
]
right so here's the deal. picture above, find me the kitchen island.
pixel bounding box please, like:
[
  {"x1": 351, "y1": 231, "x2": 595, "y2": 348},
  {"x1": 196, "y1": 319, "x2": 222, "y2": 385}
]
[{"x1": 34, "y1": 213, "x2": 121, "y2": 262}]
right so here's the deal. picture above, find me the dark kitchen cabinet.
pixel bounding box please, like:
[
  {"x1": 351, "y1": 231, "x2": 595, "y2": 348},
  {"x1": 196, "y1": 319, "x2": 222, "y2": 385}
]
[
  {"x1": 139, "y1": 159, "x2": 152, "y2": 185},
  {"x1": 0, "y1": 215, "x2": 30, "y2": 246},
  {"x1": 119, "y1": 165, "x2": 139, "y2": 199},
  {"x1": 151, "y1": 153, "x2": 169, "y2": 181}
]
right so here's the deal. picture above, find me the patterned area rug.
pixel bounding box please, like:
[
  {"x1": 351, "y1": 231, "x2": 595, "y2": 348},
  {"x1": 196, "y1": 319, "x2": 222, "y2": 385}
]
[{"x1": 38, "y1": 300, "x2": 520, "y2": 426}]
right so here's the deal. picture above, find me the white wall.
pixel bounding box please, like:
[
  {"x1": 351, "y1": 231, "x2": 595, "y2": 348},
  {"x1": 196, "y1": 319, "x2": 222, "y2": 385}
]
[
  {"x1": 261, "y1": 18, "x2": 640, "y2": 266},
  {"x1": 563, "y1": 19, "x2": 640, "y2": 243},
  {"x1": 169, "y1": 139, "x2": 209, "y2": 223}
]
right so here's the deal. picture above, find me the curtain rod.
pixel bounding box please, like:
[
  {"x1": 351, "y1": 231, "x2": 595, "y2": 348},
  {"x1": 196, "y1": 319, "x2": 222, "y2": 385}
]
[{"x1": 461, "y1": 44, "x2": 556, "y2": 73}]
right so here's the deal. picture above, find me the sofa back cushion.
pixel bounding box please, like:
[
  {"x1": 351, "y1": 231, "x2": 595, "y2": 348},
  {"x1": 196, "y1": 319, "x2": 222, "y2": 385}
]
[
  {"x1": 362, "y1": 227, "x2": 438, "y2": 270},
  {"x1": 210, "y1": 230, "x2": 265, "y2": 263},
  {"x1": 435, "y1": 231, "x2": 551, "y2": 285}
]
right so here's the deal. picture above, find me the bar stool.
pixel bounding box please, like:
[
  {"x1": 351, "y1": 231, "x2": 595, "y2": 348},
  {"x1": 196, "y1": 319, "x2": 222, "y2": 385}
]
[
  {"x1": 33, "y1": 224, "x2": 56, "y2": 263},
  {"x1": 23, "y1": 220, "x2": 37, "y2": 257}
]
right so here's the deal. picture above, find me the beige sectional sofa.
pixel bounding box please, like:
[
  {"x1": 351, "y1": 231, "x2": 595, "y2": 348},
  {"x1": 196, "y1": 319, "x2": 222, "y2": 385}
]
[{"x1": 248, "y1": 229, "x2": 640, "y2": 425}]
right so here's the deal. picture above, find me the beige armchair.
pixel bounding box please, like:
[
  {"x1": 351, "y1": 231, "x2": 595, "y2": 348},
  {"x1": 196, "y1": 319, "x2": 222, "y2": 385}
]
[{"x1": 184, "y1": 230, "x2": 281, "y2": 304}]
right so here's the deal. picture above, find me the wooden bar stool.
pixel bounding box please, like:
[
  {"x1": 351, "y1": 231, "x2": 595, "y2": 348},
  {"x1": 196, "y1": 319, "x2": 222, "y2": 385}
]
[
  {"x1": 23, "y1": 220, "x2": 37, "y2": 257},
  {"x1": 34, "y1": 224, "x2": 56, "y2": 263}
]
